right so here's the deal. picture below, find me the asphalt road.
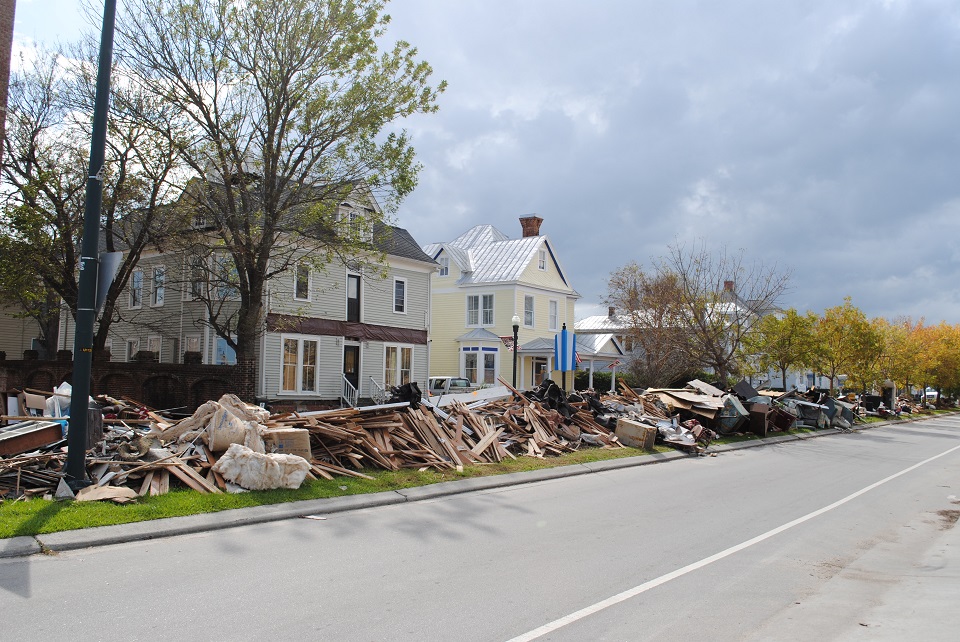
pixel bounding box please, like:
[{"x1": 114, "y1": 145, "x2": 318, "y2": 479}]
[{"x1": 2, "y1": 416, "x2": 959, "y2": 641}]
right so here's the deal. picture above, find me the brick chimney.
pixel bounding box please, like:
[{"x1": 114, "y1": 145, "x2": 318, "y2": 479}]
[
  {"x1": 519, "y1": 215, "x2": 543, "y2": 237},
  {"x1": 608, "y1": 306, "x2": 616, "y2": 318},
  {"x1": 723, "y1": 280, "x2": 735, "y2": 292}
]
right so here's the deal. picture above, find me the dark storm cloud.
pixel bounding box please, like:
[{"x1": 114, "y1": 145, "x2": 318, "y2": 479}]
[{"x1": 388, "y1": 0, "x2": 960, "y2": 322}]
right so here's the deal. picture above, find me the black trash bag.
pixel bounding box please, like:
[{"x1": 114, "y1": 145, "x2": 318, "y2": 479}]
[
  {"x1": 389, "y1": 382, "x2": 423, "y2": 409},
  {"x1": 528, "y1": 379, "x2": 577, "y2": 418}
]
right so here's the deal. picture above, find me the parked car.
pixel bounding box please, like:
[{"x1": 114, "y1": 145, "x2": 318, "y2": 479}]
[{"x1": 427, "y1": 376, "x2": 478, "y2": 396}]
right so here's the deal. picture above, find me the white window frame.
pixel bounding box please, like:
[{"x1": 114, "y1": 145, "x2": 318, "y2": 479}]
[
  {"x1": 524, "y1": 295, "x2": 534, "y2": 327},
  {"x1": 185, "y1": 256, "x2": 206, "y2": 301},
  {"x1": 460, "y1": 346, "x2": 499, "y2": 386},
  {"x1": 549, "y1": 299, "x2": 559, "y2": 331},
  {"x1": 384, "y1": 343, "x2": 414, "y2": 389},
  {"x1": 129, "y1": 269, "x2": 143, "y2": 309},
  {"x1": 215, "y1": 336, "x2": 237, "y2": 365},
  {"x1": 337, "y1": 203, "x2": 366, "y2": 238},
  {"x1": 147, "y1": 335, "x2": 161, "y2": 360},
  {"x1": 393, "y1": 278, "x2": 407, "y2": 314},
  {"x1": 280, "y1": 334, "x2": 321, "y2": 394},
  {"x1": 294, "y1": 263, "x2": 311, "y2": 302},
  {"x1": 151, "y1": 266, "x2": 166, "y2": 307},
  {"x1": 466, "y1": 293, "x2": 494, "y2": 327},
  {"x1": 438, "y1": 256, "x2": 449, "y2": 277},
  {"x1": 126, "y1": 338, "x2": 140, "y2": 362},
  {"x1": 184, "y1": 334, "x2": 202, "y2": 362},
  {"x1": 538, "y1": 249, "x2": 547, "y2": 271},
  {"x1": 214, "y1": 254, "x2": 239, "y2": 299}
]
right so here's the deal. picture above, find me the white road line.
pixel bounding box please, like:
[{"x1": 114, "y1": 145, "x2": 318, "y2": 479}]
[{"x1": 506, "y1": 441, "x2": 960, "y2": 642}]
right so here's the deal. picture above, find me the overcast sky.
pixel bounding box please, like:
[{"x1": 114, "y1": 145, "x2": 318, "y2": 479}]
[{"x1": 14, "y1": 0, "x2": 960, "y2": 323}]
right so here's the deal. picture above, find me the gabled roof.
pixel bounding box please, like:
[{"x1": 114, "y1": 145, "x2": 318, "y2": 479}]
[
  {"x1": 424, "y1": 223, "x2": 576, "y2": 292},
  {"x1": 576, "y1": 333, "x2": 624, "y2": 356},
  {"x1": 455, "y1": 328, "x2": 503, "y2": 342}
]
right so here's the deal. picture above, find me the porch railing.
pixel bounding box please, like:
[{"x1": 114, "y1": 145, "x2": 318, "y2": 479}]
[
  {"x1": 368, "y1": 377, "x2": 389, "y2": 405},
  {"x1": 341, "y1": 375, "x2": 359, "y2": 408}
]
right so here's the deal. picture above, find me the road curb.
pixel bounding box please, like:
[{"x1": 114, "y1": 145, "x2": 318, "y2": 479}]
[
  {"x1": 36, "y1": 491, "x2": 407, "y2": 553},
  {"x1": 0, "y1": 535, "x2": 42, "y2": 558}
]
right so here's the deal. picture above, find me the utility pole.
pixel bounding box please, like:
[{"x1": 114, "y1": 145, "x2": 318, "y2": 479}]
[{"x1": 65, "y1": 0, "x2": 117, "y2": 489}]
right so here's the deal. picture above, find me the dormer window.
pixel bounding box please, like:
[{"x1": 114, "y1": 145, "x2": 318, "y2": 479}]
[
  {"x1": 338, "y1": 203, "x2": 366, "y2": 238},
  {"x1": 438, "y1": 256, "x2": 449, "y2": 277}
]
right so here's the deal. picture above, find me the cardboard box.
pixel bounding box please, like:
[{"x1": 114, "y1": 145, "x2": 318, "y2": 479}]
[
  {"x1": 263, "y1": 428, "x2": 312, "y2": 460},
  {"x1": 614, "y1": 417, "x2": 656, "y2": 450}
]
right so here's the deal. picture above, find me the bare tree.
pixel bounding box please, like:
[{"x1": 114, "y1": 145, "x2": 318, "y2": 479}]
[{"x1": 654, "y1": 241, "x2": 791, "y2": 386}]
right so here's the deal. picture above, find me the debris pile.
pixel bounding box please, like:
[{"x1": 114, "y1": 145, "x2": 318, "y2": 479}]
[
  {"x1": 0, "y1": 375, "x2": 926, "y2": 503},
  {"x1": 0, "y1": 383, "x2": 631, "y2": 500}
]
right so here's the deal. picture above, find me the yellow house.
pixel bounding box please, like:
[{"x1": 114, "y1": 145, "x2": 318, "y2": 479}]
[{"x1": 423, "y1": 216, "x2": 580, "y2": 391}]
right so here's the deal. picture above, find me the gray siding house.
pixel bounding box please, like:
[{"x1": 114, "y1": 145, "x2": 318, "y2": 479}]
[{"x1": 99, "y1": 193, "x2": 436, "y2": 409}]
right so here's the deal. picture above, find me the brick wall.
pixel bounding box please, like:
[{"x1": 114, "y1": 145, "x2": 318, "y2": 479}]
[{"x1": 0, "y1": 355, "x2": 255, "y2": 413}]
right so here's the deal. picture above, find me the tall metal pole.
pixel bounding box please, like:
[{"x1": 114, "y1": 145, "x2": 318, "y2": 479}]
[
  {"x1": 65, "y1": 0, "x2": 117, "y2": 487},
  {"x1": 511, "y1": 314, "x2": 520, "y2": 394}
]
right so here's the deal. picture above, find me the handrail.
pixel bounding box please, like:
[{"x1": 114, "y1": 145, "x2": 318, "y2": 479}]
[
  {"x1": 368, "y1": 376, "x2": 389, "y2": 405},
  {"x1": 341, "y1": 375, "x2": 359, "y2": 408}
]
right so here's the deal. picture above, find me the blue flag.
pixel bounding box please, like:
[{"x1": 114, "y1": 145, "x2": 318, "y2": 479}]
[{"x1": 554, "y1": 324, "x2": 577, "y2": 372}]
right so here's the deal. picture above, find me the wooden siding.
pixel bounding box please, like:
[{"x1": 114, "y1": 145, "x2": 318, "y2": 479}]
[
  {"x1": 261, "y1": 331, "x2": 428, "y2": 402},
  {"x1": 0, "y1": 303, "x2": 38, "y2": 356},
  {"x1": 519, "y1": 247, "x2": 574, "y2": 292}
]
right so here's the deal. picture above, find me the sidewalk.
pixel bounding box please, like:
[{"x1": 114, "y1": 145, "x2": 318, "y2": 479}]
[{"x1": 0, "y1": 417, "x2": 926, "y2": 559}]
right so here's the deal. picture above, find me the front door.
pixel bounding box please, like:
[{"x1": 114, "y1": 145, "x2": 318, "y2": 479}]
[
  {"x1": 343, "y1": 344, "x2": 360, "y2": 391},
  {"x1": 533, "y1": 357, "x2": 548, "y2": 386}
]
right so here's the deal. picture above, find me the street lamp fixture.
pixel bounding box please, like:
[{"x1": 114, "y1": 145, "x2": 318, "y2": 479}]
[{"x1": 511, "y1": 314, "x2": 521, "y2": 392}]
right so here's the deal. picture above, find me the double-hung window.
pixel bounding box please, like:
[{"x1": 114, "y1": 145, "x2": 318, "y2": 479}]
[
  {"x1": 438, "y1": 257, "x2": 449, "y2": 277},
  {"x1": 524, "y1": 295, "x2": 534, "y2": 327},
  {"x1": 538, "y1": 249, "x2": 547, "y2": 270},
  {"x1": 147, "y1": 336, "x2": 161, "y2": 359},
  {"x1": 151, "y1": 266, "x2": 165, "y2": 306},
  {"x1": 384, "y1": 345, "x2": 413, "y2": 388},
  {"x1": 188, "y1": 257, "x2": 205, "y2": 300},
  {"x1": 467, "y1": 294, "x2": 494, "y2": 326},
  {"x1": 295, "y1": 264, "x2": 310, "y2": 301},
  {"x1": 129, "y1": 269, "x2": 143, "y2": 309},
  {"x1": 462, "y1": 347, "x2": 498, "y2": 385},
  {"x1": 215, "y1": 337, "x2": 237, "y2": 365},
  {"x1": 394, "y1": 278, "x2": 407, "y2": 313},
  {"x1": 126, "y1": 338, "x2": 140, "y2": 361},
  {"x1": 214, "y1": 255, "x2": 239, "y2": 299},
  {"x1": 281, "y1": 335, "x2": 320, "y2": 393},
  {"x1": 549, "y1": 300, "x2": 559, "y2": 331}
]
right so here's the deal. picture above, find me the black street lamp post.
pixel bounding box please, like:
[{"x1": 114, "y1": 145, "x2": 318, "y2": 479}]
[
  {"x1": 511, "y1": 314, "x2": 521, "y2": 392},
  {"x1": 65, "y1": 0, "x2": 117, "y2": 489}
]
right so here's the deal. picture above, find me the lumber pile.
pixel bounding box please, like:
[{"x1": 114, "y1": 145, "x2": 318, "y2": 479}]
[{"x1": 0, "y1": 384, "x2": 633, "y2": 502}]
